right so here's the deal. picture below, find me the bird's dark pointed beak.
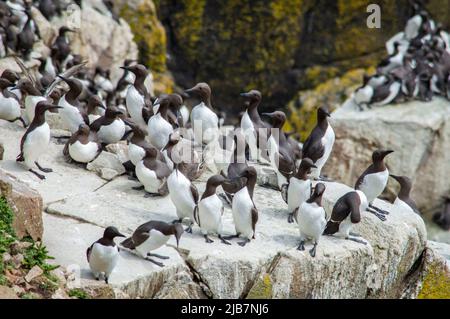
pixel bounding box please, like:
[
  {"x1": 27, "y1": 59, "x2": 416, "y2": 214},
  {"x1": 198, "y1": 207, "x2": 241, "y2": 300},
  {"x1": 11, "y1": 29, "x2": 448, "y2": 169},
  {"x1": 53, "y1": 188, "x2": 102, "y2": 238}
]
[
  {"x1": 389, "y1": 174, "x2": 400, "y2": 180},
  {"x1": 311, "y1": 164, "x2": 318, "y2": 169},
  {"x1": 240, "y1": 92, "x2": 251, "y2": 98},
  {"x1": 47, "y1": 105, "x2": 63, "y2": 111},
  {"x1": 116, "y1": 231, "x2": 126, "y2": 238},
  {"x1": 184, "y1": 88, "x2": 195, "y2": 96},
  {"x1": 326, "y1": 111, "x2": 331, "y2": 117},
  {"x1": 120, "y1": 66, "x2": 130, "y2": 71},
  {"x1": 383, "y1": 150, "x2": 394, "y2": 156}
]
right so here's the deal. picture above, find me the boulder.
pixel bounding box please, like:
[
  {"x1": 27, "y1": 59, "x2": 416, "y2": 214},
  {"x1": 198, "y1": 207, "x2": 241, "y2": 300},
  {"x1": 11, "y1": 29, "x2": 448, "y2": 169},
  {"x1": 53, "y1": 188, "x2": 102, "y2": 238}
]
[
  {"x1": 0, "y1": 286, "x2": 18, "y2": 299},
  {"x1": 86, "y1": 151, "x2": 126, "y2": 180},
  {"x1": 325, "y1": 98, "x2": 450, "y2": 217},
  {"x1": 0, "y1": 169, "x2": 44, "y2": 241},
  {"x1": 105, "y1": 142, "x2": 129, "y2": 163}
]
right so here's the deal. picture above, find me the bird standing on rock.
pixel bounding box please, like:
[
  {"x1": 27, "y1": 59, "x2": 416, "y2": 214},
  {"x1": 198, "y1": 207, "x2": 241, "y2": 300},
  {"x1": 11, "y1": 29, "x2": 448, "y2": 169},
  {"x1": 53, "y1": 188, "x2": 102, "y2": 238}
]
[
  {"x1": 295, "y1": 182, "x2": 327, "y2": 257},
  {"x1": 121, "y1": 221, "x2": 184, "y2": 267},
  {"x1": 355, "y1": 149, "x2": 394, "y2": 221},
  {"x1": 323, "y1": 190, "x2": 368, "y2": 245},
  {"x1": 89, "y1": 106, "x2": 125, "y2": 145},
  {"x1": 63, "y1": 123, "x2": 101, "y2": 164},
  {"x1": 282, "y1": 158, "x2": 316, "y2": 224},
  {"x1": 227, "y1": 166, "x2": 259, "y2": 247},
  {"x1": 185, "y1": 82, "x2": 219, "y2": 146},
  {"x1": 389, "y1": 174, "x2": 420, "y2": 214},
  {"x1": 0, "y1": 78, "x2": 25, "y2": 126},
  {"x1": 16, "y1": 101, "x2": 62, "y2": 180},
  {"x1": 196, "y1": 174, "x2": 231, "y2": 245},
  {"x1": 123, "y1": 63, "x2": 153, "y2": 130},
  {"x1": 135, "y1": 147, "x2": 171, "y2": 197},
  {"x1": 86, "y1": 226, "x2": 125, "y2": 284},
  {"x1": 264, "y1": 111, "x2": 296, "y2": 189},
  {"x1": 301, "y1": 107, "x2": 335, "y2": 181},
  {"x1": 58, "y1": 75, "x2": 89, "y2": 133},
  {"x1": 167, "y1": 163, "x2": 199, "y2": 234},
  {"x1": 147, "y1": 95, "x2": 174, "y2": 150}
]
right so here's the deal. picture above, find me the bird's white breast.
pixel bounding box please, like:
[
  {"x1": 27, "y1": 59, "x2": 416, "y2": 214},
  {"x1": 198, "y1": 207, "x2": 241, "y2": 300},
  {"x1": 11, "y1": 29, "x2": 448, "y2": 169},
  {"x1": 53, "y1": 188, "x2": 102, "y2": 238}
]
[
  {"x1": 25, "y1": 95, "x2": 46, "y2": 123},
  {"x1": 297, "y1": 202, "x2": 327, "y2": 241},
  {"x1": 23, "y1": 123, "x2": 50, "y2": 167},
  {"x1": 126, "y1": 86, "x2": 147, "y2": 127},
  {"x1": 0, "y1": 95, "x2": 21, "y2": 120},
  {"x1": 168, "y1": 170, "x2": 196, "y2": 219},
  {"x1": 136, "y1": 229, "x2": 170, "y2": 257},
  {"x1": 135, "y1": 160, "x2": 161, "y2": 193},
  {"x1": 232, "y1": 187, "x2": 254, "y2": 239},
  {"x1": 89, "y1": 243, "x2": 120, "y2": 276},
  {"x1": 191, "y1": 103, "x2": 219, "y2": 144},
  {"x1": 97, "y1": 119, "x2": 126, "y2": 144},
  {"x1": 58, "y1": 96, "x2": 85, "y2": 133},
  {"x1": 359, "y1": 169, "x2": 389, "y2": 203},
  {"x1": 148, "y1": 113, "x2": 173, "y2": 150},
  {"x1": 198, "y1": 195, "x2": 223, "y2": 234},
  {"x1": 129, "y1": 143, "x2": 146, "y2": 165},
  {"x1": 69, "y1": 140, "x2": 99, "y2": 163},
  {"x1": 287, "y1": 177, "x2": 311, "y2": 212}
]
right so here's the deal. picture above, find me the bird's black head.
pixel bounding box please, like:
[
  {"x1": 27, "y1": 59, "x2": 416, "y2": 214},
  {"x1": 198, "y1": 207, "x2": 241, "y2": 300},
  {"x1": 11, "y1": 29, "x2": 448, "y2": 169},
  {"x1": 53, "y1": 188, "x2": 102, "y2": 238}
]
[
  {"x1": 103, "y1": 226, "x2": 125, "y2": 240},
  {"x1": 372, "y1": 149, "x2": 394, "y2": 163},
  {"x1": 120, "y1": 64, "x2": 148, "y2": 78},
  {"x1": 317, "y1": 106, "x2": 331, "y2": 122},
  {"x1": 240, "y1": 90, "x2": 262, "y2": 105},
  {"x1": 59, "y1": 26, "x2": 75, "y2": 36},
  {"x1": 206, "y1": 174, "x2": 227, "y2": 188},
  {"x1": 261, "y1": 111, "x2": 286, "y2": 129},
  {"x1": 184, "y1": 82, "x2": 211, "y2": 101}
]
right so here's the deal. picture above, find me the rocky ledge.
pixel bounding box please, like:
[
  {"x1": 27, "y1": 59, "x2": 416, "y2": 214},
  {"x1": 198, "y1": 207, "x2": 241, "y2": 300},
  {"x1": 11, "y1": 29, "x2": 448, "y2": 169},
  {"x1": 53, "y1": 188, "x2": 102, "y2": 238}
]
[
  {"x1": 325, "y1": 97, "x2": 450, "y2": 218},
  {"x1": 2, "y1": 120, "x2": 449, "y2": 299}
]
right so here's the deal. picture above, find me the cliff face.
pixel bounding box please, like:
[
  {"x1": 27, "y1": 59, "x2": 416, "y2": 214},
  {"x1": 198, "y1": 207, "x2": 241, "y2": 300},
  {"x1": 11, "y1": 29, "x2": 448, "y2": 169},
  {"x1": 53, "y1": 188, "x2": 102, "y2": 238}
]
[{"x1": 153, "y1": 0, "x2": 449, "y2": 113}]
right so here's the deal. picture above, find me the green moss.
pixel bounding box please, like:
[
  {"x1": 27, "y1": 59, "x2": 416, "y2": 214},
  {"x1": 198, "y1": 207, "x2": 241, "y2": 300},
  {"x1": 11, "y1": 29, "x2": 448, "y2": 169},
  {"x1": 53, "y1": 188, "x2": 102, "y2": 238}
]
[
  {"x1": 246, "y1": 274, "x2": 273, "y2": 299},
  {"x1": 119, "y1": 1, "x2": 168, "y2": 73},
  {"x1": 288, "y1": 68, "x2": 368, "y2": 141},
  {"x1": 68, "y1": 288, "x2": 91, "y2": 299},
  {"x1": 418, "y1": 262, "x2": 450, "y2": 299}
]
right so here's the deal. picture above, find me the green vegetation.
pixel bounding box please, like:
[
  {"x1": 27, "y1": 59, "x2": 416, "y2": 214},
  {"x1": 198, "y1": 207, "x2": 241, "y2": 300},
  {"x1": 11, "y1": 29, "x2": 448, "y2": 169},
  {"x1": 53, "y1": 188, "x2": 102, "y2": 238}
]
[
  {"x1": 22, "y1": 240, "x2": 58, "y2": 273},
  {"x1": 68, "y1": 288, "x2": 91, "y2": 299},
  {"x1": 418, "y1": 261, "x2": 450, "y2": 299},
  {"x1": 0, "y1": 196, "x2": 15, "y2": 285}
]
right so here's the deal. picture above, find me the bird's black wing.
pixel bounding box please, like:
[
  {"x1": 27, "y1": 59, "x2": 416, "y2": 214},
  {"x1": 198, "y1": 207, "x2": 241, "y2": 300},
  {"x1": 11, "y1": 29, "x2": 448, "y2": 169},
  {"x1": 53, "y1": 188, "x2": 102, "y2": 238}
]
[{"x1": 301, "y1": 128, "x2": 325, "y2": 163}]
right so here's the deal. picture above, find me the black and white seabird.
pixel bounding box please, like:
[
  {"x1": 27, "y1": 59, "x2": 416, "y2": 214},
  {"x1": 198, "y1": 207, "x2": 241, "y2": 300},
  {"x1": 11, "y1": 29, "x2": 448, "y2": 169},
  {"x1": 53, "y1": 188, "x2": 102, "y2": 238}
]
[
  {"x1": 115, "y1": 59, "x2": 137, "y2": 98},
  {"x1": 323, "y1": 190, "x2": 368, "y2": 245},
  {"x1": 301, "y1": 107, "x2": 335, "y2": 180},
  {"x1": 264, "y1": 111, "x2": 296, "y2": 189},
  {"x1": 135, "y1": 147, "x2": 172, "y2": 197},
  {"x1": 63, "y1": 123, "x2": 101, "y2": 164},
  {"x1": 51, "y1": 26, "x2": 75, "y2": 71},
  {"x1": 294, "y1": 182, "x2": 327, "y2": 257},
  {"x1": 227, "y1": 166, "x2": 258, "y2": 246},
  {"x1": 89, "y1": 106, "x2": 125, "y2": 145},
  {"x1": 240, "y1": 90, "x2": 269, "y2": 162},
  {"x1": 195, "y1": 174, "x2": 231, "y2": 245},
  {"x1": 162, "y1": 131, "x2": 202, "y2": 181},
  {"x1": 123, "y1": 118, "x2": 159, "y2": 168},
  {"x1": 85, "y1": 95, "x2": 106, "y2": 123},
  {"x1": 58, "y1": 75, "x2": 89, "y2": 133},
  {"x1": 86, "y1": 226, "x2": 125, "y2": 284},
  {"x1": 220, "y1": 130, "x2": 249, "y2": 201},
  {"x1": 185, "y1": 82, "x2": 219, "y2": 146},
  {"x1": 167, "y1": 163, "x2": 199, "y2": 233},
  {"x1": 147, "y1": 95, "x2": 173, "y2": 150},
  {"x1": 16, "y1": 101, "x2": 62, "y2": 180},
  {"x1": 121, "y1": 221, "x2": 184, "y2": 267},
  {"x1": 0, "y1": 78, "x2": 25, "y2": 126},
  {"x1": 355, "y1": 149, "x2": 394, "y2": 221},
  {"x1": 390, "y1": 174, "x2": 420, "y2": 214},
  {"x1": 282, "y1": 158, "x2": 317, "y2": 224},
  {"x1": 122, "y1": 63, "x2": 153, "y2": 130},
  {"x1": 16, "y1": 78, "x2": 46, "y2": 124}
]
